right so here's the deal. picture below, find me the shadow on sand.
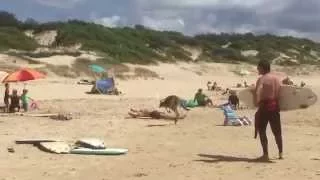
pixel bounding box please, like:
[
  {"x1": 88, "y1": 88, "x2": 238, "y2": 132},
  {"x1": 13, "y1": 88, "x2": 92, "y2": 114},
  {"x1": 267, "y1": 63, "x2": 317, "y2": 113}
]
[
  {"x1": 146, "y1": 124, "x2": 170, "y2": 127},
  {"x1": 195, "y1": 154, "x2": 275, "y2": 164},
  {"x1": 125, "y1": 117, "x2": 172, "y2": 127}
]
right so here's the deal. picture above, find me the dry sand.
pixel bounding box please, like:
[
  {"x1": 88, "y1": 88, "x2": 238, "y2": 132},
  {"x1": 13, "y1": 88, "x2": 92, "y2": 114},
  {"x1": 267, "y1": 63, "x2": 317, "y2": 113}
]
[{"x1": 0, "y1": 62, "x2": 319, "y2": 180}]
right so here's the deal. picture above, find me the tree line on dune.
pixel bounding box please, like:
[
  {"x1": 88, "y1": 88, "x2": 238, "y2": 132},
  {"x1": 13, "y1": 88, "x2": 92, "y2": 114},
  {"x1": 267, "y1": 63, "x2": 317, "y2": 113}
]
[{"x1": 0, "y1": 11, "x2": 320, "y2": 65}]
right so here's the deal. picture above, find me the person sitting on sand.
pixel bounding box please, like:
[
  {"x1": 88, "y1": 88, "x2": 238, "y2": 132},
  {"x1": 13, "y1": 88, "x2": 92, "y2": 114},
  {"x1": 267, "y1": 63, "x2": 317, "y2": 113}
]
[
  {"x1": 282, "y1": 76, "x2": 293, "y2": 85},
  {"x1": 128, "y1": 108, "x2": 187, "y2": 120},
  {"x1": 207, "y1": 81, "x2": 212, "y2": 91},
  {"x1": 228, "y1": 90, "x2": 240, "y2": 110},
  {"x1": 300, "y1": 81, "x2": 306, "y2": 87},
  {"x1": 222, "y1": 88, "x2": 230, "y2": 95},
  {"x1": 211, "y1": 82, "x2": 218, "y2": 91},
  {"x1": 244, "y1": 81, "x2": 249, "y2": 88},
  {"x1": 194, "y1": 89, "x2": 213, "y2": 107},
  {"x1": 9, "y1": 89, "x2": 20, "y2": 113}
]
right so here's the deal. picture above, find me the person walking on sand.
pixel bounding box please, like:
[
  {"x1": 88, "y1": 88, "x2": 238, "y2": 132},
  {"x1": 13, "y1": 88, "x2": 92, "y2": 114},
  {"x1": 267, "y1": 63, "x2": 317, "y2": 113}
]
[{"x1": 253, "y1": 60, "x2": 283, "y2": 161}]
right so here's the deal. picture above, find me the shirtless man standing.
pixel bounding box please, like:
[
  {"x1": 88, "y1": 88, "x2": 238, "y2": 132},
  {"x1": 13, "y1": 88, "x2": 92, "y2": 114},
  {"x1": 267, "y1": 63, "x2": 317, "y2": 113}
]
[{"x1": 253, "y1": 60, "x2": 283, "y2": 161}]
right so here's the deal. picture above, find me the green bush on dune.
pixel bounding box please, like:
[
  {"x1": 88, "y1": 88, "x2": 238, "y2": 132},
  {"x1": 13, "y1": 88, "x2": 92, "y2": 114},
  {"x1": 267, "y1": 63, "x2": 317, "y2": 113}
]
[
  {"x1": 0, "y1": 27, "x2": 38, "y2": 51},
  {"x1": 0, "y1": 11, "x2": 320, "y2": 65}
]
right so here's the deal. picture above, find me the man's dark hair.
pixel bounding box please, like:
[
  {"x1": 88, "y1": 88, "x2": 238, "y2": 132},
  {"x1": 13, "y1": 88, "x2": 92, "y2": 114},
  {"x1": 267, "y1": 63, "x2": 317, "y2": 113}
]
[{"x1": 257, "y1": 60, "x2": 271, "y2": 73}]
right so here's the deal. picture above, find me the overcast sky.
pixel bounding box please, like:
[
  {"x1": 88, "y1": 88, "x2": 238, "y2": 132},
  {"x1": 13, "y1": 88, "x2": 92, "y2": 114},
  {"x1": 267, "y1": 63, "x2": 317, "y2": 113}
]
[{"x1": 1, "y1": 0, "x2": 320, "y2": 40}]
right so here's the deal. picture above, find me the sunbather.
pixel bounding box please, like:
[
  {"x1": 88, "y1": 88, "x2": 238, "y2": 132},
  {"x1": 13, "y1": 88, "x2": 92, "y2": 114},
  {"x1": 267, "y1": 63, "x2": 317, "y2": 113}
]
[{"x1": 128, "y1": 108, "x2": 187, "y2": 120}]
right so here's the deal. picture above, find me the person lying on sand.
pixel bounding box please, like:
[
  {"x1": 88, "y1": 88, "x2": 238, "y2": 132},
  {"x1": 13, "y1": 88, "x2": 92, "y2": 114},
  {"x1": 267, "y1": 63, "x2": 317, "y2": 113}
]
[{"x1": 128, "y1": 108, "x2": 187, "y2": 120}]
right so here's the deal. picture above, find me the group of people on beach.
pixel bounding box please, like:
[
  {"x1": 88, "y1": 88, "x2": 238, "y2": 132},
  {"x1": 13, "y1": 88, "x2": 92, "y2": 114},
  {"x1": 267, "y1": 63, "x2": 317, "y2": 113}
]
[
  {"x1": 128, "y1": 60, "x2": 283, "y2": 161},
  {"x1": 3, "y1": 83, "x2": 35, "y2": 113},
  {"x1": 198, "y1": 61, "x2": 284, "y2": 161},
  {"x1": 1, "y1": 61, "x2": 282, "y2": 162}
]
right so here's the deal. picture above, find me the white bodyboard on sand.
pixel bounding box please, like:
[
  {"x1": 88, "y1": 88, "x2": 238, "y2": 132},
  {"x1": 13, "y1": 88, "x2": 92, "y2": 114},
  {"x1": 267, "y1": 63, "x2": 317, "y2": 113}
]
[
  {"x1": 238, "y1": 85, "x2": 317, "y2": 111},
  {"x1": 38, "y1": 142, "x2": 72, "y2": 154},
  {"x1": 70, "y1": 148, "x2": 128, "y2": 155}
]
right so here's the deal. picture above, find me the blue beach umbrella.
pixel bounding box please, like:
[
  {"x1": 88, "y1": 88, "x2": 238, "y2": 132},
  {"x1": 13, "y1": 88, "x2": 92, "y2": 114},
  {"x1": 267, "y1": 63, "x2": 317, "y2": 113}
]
[{"x1": 89, "y1": 64, "x2": 106, "y2": 73}]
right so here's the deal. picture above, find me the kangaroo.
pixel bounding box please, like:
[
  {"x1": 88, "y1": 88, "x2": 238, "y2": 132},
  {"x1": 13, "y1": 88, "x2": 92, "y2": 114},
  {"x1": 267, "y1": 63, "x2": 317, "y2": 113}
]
[{"x1": 159, "y1": 95, "x2": 189, "y2": 124}]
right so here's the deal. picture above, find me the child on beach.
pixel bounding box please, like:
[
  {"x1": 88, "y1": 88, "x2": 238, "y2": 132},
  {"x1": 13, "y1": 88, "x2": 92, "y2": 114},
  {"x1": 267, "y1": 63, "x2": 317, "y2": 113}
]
[
  {"x1": 228, "y1": 90, "x2": 240, "y2": 110},
  {"x1": 21, "y1": 89, "x2": 34, "y2": 112}
]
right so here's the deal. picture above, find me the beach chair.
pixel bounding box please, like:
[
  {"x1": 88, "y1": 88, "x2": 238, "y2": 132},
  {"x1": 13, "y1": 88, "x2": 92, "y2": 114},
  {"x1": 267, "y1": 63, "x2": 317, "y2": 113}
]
[
  {"x1": 91, "y1": 78, "x2": 120, "y2": 95},
  {"x1": 221, "y1": 104, "x2": 251, "y2": 126}
]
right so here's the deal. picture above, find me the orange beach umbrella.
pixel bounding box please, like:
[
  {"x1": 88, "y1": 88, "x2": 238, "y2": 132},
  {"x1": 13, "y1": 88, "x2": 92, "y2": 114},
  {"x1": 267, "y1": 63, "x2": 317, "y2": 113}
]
[
  {"x1": 2, "y1": 68, "x2": 46, "y2": 83},
  {"x1": 0, "y1": 71, "x2": 8, "y2": 82}
]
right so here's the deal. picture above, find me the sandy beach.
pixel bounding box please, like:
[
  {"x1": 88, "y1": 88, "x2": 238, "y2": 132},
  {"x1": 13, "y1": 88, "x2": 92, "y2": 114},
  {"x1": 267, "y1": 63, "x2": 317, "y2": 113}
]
[{"x1": 0, "y1": 62, "x2": 320, "y2": 180}]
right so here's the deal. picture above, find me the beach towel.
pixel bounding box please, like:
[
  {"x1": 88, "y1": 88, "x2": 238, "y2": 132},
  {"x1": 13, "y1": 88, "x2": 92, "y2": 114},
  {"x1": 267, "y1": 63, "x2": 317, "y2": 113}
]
[{"x1": 185, "y1": 99, "x2": 198, "y2": 108}]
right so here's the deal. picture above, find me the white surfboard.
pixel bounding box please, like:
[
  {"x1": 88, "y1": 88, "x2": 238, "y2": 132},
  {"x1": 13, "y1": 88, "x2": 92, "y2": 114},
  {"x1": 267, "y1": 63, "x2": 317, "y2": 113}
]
[
  {"x1": 70, "y1": 148, "x2": 128, "y2": 155},
  {"x1": 238, "y1": 85, "x2": 318, "y2": 111}
]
